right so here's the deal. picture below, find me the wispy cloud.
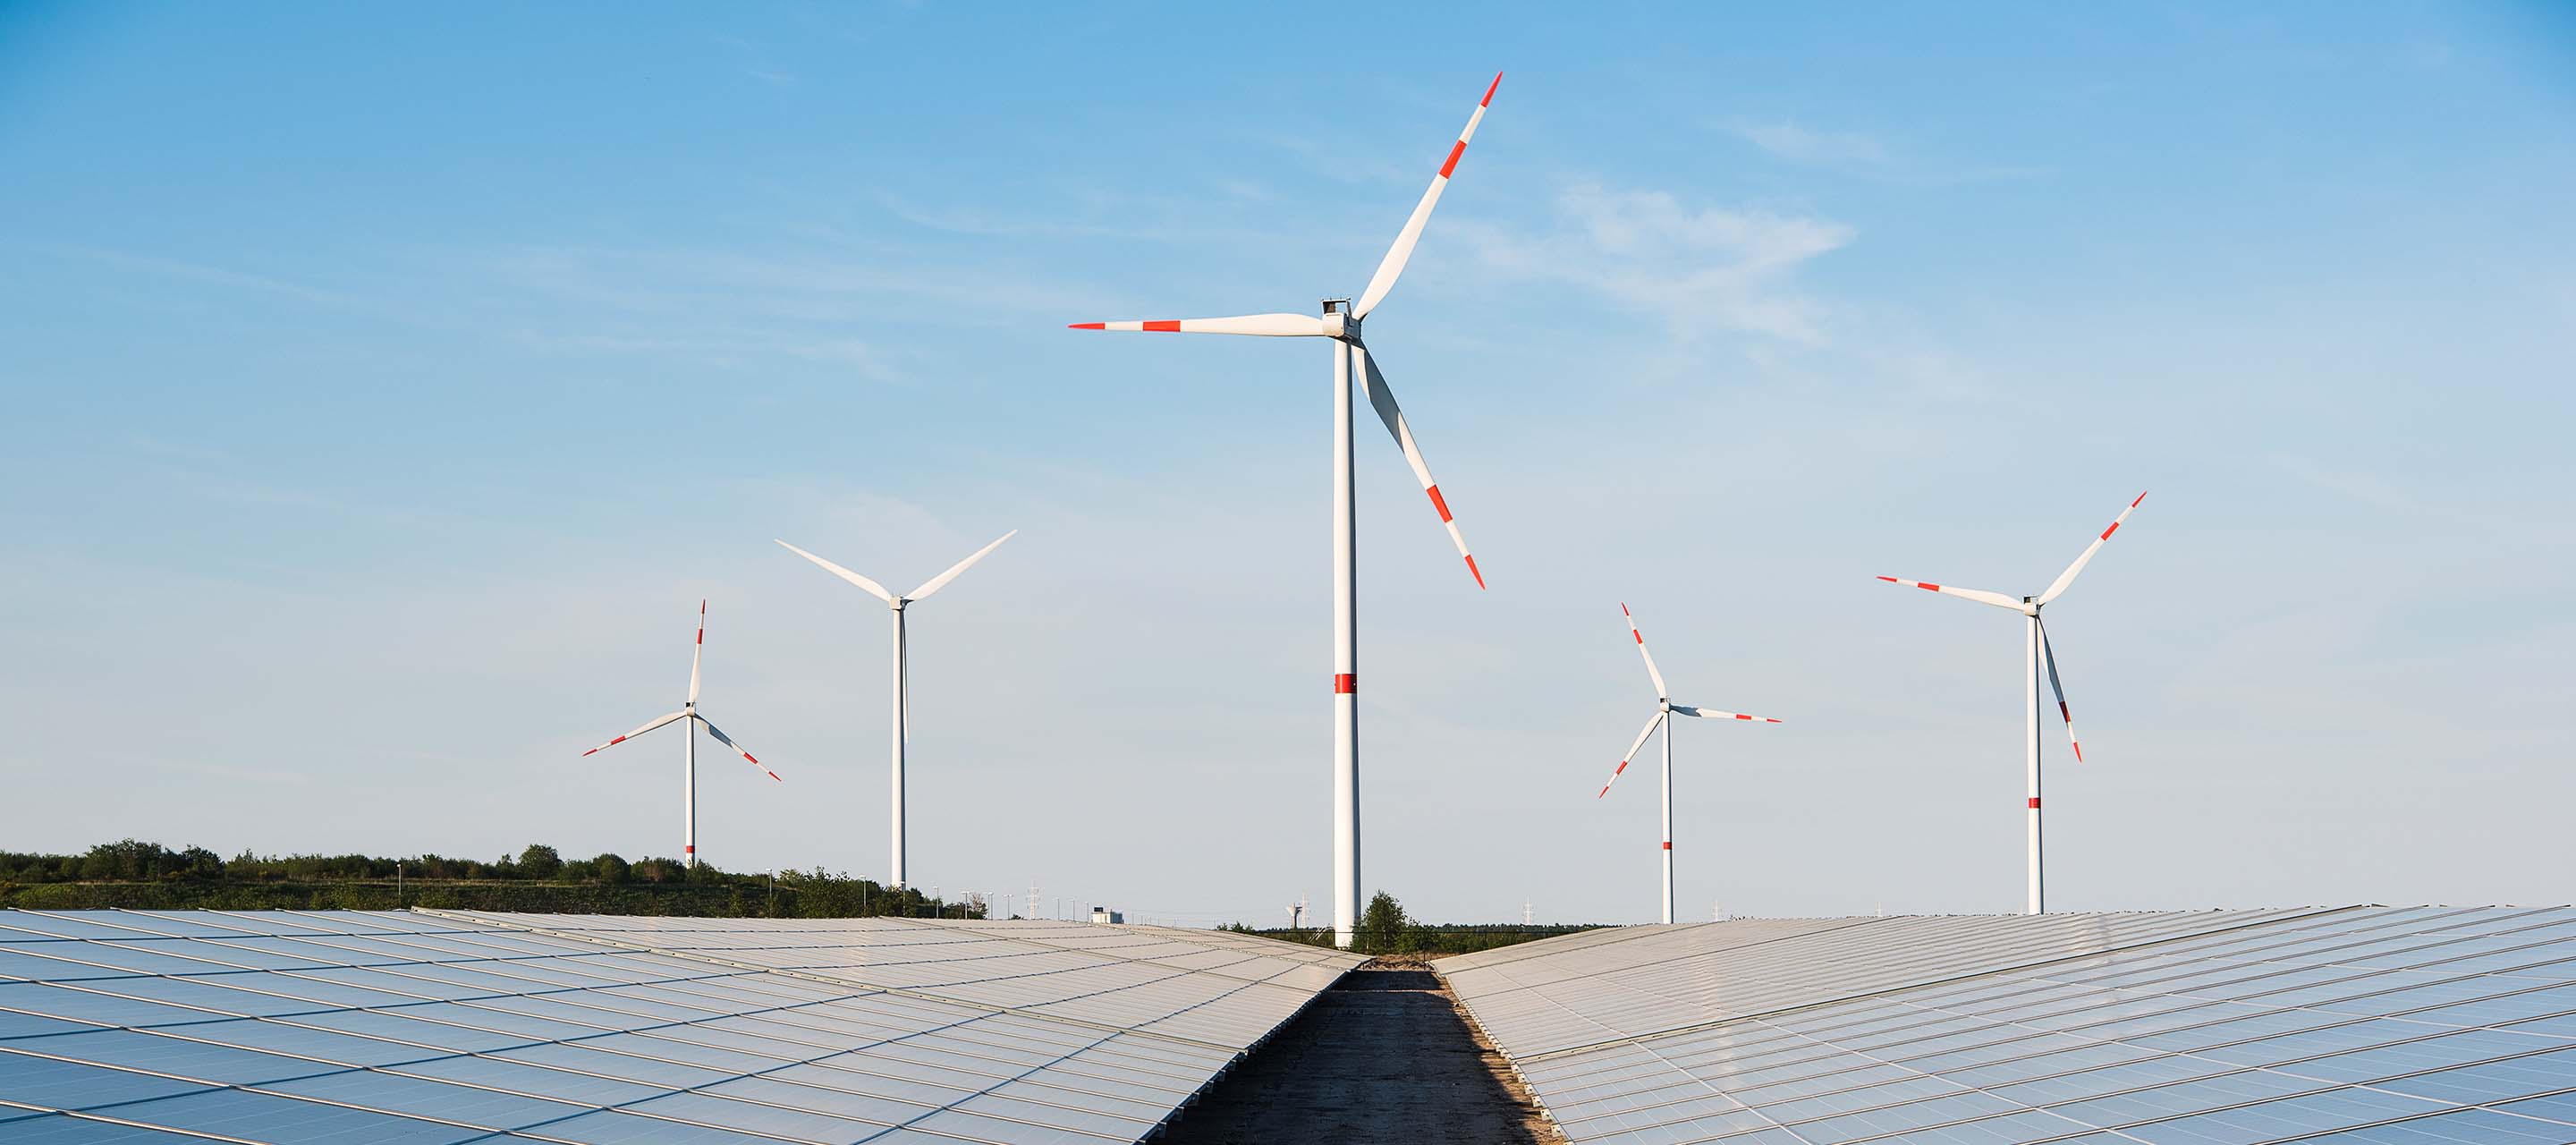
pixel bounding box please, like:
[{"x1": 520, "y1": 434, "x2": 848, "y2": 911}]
[
  {"x1": 1455, "y1": 182, "x2": 1854, "y2": 343},
  {"x1": 1732, "y1": 121, "x2": 1890, "y2": 165},
  {"x1": 1722, "y1": 119, "x2": 2048, "y2": 186}
]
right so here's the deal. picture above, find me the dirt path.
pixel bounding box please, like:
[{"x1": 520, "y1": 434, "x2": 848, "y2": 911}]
[{"x1": 1157, "y1": 962, "x2": 1563, "y2": 1144}]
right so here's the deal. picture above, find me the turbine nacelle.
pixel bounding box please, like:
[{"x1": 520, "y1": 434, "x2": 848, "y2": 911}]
[{"x1": 1320, "y1": 300, "x2": 1356, "y2": 342}]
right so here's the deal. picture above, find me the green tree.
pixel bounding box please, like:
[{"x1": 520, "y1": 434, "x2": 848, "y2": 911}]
[
  {"x1": 590, "y1": 853, "x2": 631, "y2": 885},
  {"x1": 516, "y1": 844, "x2": 563, "y2": 880},
  {"x1": 177, "y1": 847, "x2": 225, "y2": 879},
  {"x1": 1357, "y1": 890, "x2": 1409, "y2": 954}
]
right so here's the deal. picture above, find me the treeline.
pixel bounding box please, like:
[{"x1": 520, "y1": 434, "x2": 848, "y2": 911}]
[
  {"x1": 0, "y1": 840, "x2": 981, "y2": 919},
  {"x1": 1226, "y1": 891, "x2": 1605, "y2": 955}
]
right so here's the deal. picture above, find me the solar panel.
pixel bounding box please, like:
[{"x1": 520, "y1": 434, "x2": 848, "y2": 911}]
[
  {"x1": 0, "y1": 908, "x2": 1361, "y2": 1144},
  {"x1": 1436, "y1": 907, "x2": 2576, "y2": 1145}
]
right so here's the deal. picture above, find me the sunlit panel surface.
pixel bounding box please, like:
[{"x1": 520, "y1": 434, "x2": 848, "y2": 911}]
[
  {"x1": 1438, "y1": 907, "x2": 2576, "y2": 1145},
  {"x1": 0, "y1": 909, "x2": 1360, "y2": 1143}
]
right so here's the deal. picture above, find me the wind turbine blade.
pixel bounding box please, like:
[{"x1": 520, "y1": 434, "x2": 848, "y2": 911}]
[
  {"x1": 580, "y1": 710, "x2": 687, "y2": 757},
  {"x1": 1597, "y1": 708, "x2": 1667, "y2": 799},
  {"x1": 1353, "y1": 72, "x2": 1502, "y2": 319},
  {"x1": 1066, "y1": 314, "x2": 1329, "y2": 336},
  {"x1": 1670, "y1": 705, "x2": 1782, "y2": 724},
  {"x1": 2037, "y1": 618, "x2": 2082, "y2": 763},
  {"x1": 1876, "y1": 577, "x2": 2028, "y2": 612},
  {"x1": 909, "y1": 530, "x2": 1017, "y2": 602},
  {"x1": 688, "y1": 599, "x2": 706, "y2": 705},
  {"x1": 1621, "y1": 603, "x2": 1669, "y2": 700},
  {"x1": 775, "y1": 540, "x2": 896, "y2": 604},
  {"x1": 1357, "y1": 345, "x2": 1482, "y2": 588},
  {"x1": 2037, "y1": 491, "x2": 2148, "y2": 606},
  {"x1": 694, "y1": 715, "x2": 780, "y2": 781}
]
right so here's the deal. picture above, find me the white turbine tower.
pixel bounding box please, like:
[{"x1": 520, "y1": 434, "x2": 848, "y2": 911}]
[
  {"x1": 580, "y1": 600, "x2": 780, "y2": 867},
  {"x1": 1068, "y1": 72, "x2": 1503, "y2": 947},
  {"x1": 775, "y1": 530, "x2": 1015, "y2": 890},
  {"x1": 1595, "y1": 604, "x2": 1779, "y2": 925},
  {"x1": 1877, "y1": 491, "x2": 2146, "y2": 914}
]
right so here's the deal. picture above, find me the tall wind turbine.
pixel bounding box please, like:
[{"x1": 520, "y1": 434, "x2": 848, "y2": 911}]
[
  {"x1": 1067, "y1": 72, "x2": 1503, "y2": 947},
  {"x1": 775, "y1": 530, "x2": 1015, "y2": 890},
  {"x1": 580, "y1": 600, "x2": 780, "y2": 867},
  {"x1": 1877, "y1": 491, "x2": 2146, "y2": 914},
  {"x1": 1595, "y1": 604, "x2": 1779, "y2": 925}
]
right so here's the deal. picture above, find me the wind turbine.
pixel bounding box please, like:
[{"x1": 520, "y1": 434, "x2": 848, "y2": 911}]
[
  {"x1": 580, "y1": 600, "x2": 779, "y2": 867},
  {"x1": 775, "y1": 530, "x2": 1015, "y2": 890},
  {"x1": 1595, "y1": 604, "x2": 1779, "y2": 925},
  {"x1": 1067, "y1": 72, "x2": 1503, "y2": 947},
  {"x1": 1877, "y1": 491, "x2": 2146, "y2": 914}
]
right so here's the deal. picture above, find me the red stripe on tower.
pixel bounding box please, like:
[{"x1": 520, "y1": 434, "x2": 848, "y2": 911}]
[
  {"x1": 684, "y1": 844, "x2": 695, "y2": 853},
  {"x1": 2028, "y1": 797, "x2": 2042, "y2": 809},
  {"x1": 1662, "y1": 842, "x2": 1672, "y2": 850},
  {"x1": 1333, "y1": 674, "x2": 1356, "y2": 694}
]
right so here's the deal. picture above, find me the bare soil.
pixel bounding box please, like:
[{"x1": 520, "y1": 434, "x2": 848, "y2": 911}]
[{"x1": 1157, "y1": 962, "x2": 1563, "y2": 1144}]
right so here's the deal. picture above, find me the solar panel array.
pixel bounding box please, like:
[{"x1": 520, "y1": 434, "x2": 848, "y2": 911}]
[
  {"x1": 1438, "y1": 906, "x2": 2576, "y2": 1145},
  {"x1": 0, "y1": 908, "x2": 1361, "y2": 1144}
]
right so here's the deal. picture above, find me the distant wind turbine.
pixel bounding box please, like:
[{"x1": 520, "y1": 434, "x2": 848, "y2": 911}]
[
  {"x1": 1877, "y1": 491, "x2": 2146, "y2": 914},
  {"x1": 776, "y1": 531, "x2": 1015, "y2": 890},
  {"x1": 1596, "y1": 604, "x2": 1779, "y2": 924},
  {"x1": 1067, "y1": 72, "x2": 1504, "y2": 947},
  {"x1": 580, "y1": 600, "x2": 779, "y2": 867}
]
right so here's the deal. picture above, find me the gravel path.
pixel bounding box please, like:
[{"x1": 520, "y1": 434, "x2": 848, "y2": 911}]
[{"x1": 1157, "y1": 963, "x2": 1563, "y2": 1144}]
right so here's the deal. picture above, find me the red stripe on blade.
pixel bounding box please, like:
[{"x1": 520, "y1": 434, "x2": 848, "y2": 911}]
[
  {"x1": 1142, "y1": 320, "x2": 1181, "y2": 332},
  {"x1": 1465, "y1": 554, "x2": 1485, "y2": 589},
  {"x1": 1066, "y1": 323, "x2": 1105, "y2": 330},
  {"x1": 2101, "y1": 522, "x2": 2121, "y2": 539},
  {"x1": 1334, "y1": 673, "x2": 1356, "y2": 694},
  {"x1": 1482, "y1": 72, "x2": 1502, "y2": 106},
  {"x1": 1613, "y1": 759, "x2": 1629, "y2": 775},
  {"x1": 1426, "y1": 485, "x2": 1453, "y2": 522},
  {"x1": 1918, "y1": 581, "x2": 1943, "y2": 591},
  {"x1": 1438, "y1": 140, "x2": 1466, "y2": 179}
]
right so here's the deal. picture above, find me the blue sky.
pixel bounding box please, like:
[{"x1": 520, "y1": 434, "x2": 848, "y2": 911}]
[{"x1": 4, "y1": 3, "x2": 2572, "y2": 925}]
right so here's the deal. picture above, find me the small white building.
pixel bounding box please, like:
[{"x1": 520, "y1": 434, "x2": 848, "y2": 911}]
[{"x1": 1089, "y1": 906, "x2": 1123, "y2": 924}]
